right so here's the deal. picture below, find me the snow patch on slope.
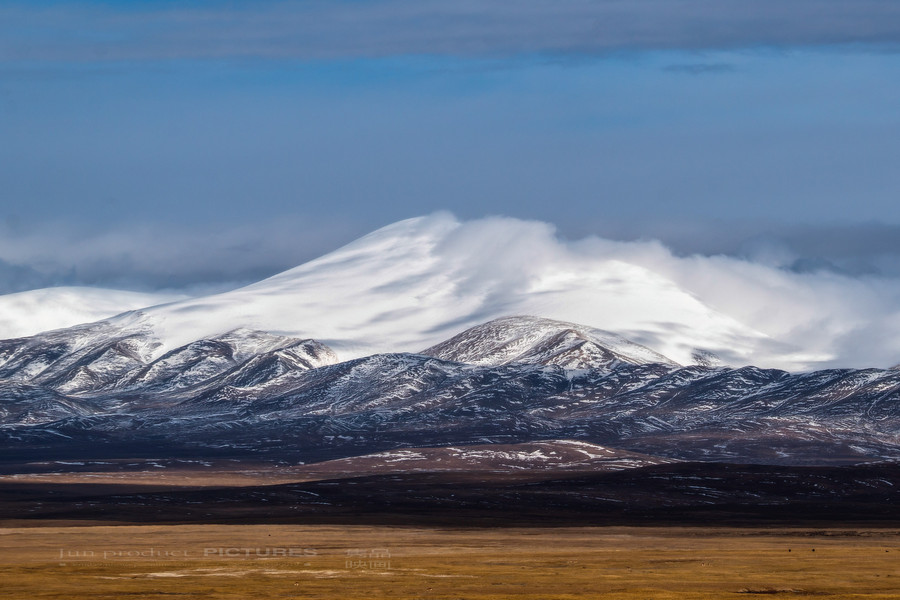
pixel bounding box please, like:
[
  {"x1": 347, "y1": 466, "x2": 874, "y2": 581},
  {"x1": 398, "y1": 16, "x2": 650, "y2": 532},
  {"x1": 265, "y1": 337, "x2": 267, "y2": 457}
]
[{"x1": 328, "y1": 440, "x2": 675, "y2": 472}]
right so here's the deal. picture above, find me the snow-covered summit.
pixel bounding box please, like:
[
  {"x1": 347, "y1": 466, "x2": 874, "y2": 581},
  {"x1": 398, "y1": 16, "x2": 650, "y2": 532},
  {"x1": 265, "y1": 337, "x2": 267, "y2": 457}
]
[{"x1": 62, "y1": 214, "x2": 784, "y2": 367}]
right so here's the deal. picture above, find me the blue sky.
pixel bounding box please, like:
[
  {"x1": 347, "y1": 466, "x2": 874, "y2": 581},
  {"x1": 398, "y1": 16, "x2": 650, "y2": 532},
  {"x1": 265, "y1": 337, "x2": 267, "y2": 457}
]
[{"x1": 2, "y1": 1, "x2": 900, "y2": 291}]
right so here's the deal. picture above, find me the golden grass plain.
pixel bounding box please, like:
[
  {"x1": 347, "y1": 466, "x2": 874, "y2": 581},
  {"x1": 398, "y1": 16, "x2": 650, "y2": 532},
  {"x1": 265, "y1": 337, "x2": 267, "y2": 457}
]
[{"x1": 1, "y1": 524, "x2": 899, "y2": 599}]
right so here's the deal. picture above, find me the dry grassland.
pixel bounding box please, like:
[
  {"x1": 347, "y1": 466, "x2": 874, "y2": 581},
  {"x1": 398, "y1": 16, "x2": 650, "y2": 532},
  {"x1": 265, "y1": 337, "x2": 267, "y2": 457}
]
[{"x1": 1, "y1": 525, "x2": 899, "y2": 599}]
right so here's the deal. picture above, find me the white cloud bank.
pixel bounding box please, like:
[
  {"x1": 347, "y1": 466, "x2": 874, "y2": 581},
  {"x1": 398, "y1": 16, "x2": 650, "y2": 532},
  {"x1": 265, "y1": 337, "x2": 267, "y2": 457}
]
[
  {"x1": 0, "y1": 287, "x2": 185, "y2": 340},
  {"x1": 571, "y1": 233, "x2": 900, "y2": 370}
]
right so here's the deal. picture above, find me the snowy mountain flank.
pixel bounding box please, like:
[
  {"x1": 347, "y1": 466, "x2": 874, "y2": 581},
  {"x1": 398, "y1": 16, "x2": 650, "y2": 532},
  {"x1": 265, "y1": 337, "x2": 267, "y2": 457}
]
[
  {"x1": 0, "y1": 215, "x2": 899, "y2": 470},
  {"x1": 0, "y1": 314, "x2": 898, "y2": 467}
]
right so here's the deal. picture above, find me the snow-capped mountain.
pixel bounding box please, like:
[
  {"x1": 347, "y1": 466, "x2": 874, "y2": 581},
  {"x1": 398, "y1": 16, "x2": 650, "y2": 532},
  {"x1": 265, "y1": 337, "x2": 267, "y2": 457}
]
[
  {"x1": 6, "y1": 214, "x2": 900, "y2": 372},
  {"x1": 7, "y1": 214, "x2": 900, "y2": 371},
  {"x1": 8, "y1": 214, "x2": 796, "y2": 370},
  {"x1": 1, "y1": 217, "x2": 899, "y2": 471}
]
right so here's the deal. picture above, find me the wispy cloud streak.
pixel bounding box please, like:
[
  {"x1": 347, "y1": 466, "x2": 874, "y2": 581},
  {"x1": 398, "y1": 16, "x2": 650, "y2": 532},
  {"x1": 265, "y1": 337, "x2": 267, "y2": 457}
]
[{"x1": 2, "y1": 1, "x2": 900, "y2": 64}]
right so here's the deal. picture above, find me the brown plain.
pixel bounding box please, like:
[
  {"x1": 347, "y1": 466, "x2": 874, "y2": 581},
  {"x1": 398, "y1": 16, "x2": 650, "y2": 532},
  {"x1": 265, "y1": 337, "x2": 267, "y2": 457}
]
[{"x1": 1, "y1": 525, "x2": 899, "y2": 599}]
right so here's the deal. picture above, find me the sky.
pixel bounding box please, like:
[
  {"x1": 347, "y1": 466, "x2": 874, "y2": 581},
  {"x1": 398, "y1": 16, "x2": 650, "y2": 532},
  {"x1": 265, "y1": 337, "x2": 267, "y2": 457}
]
[{"x1": 2, "y1": 0, "x2": 900, "y2": 292}]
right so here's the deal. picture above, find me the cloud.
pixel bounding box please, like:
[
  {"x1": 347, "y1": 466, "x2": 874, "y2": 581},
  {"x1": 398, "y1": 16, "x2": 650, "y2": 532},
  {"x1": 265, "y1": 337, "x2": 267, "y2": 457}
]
[
  {"x1": 0, "y1": 258, "x2": 46, "y2": 294},
  {"x1": 2, "y1": 1, "x2": 900, "y2": 65},
  {"x1": 551, "y1": 226, "x2": 900, "y2": 370},
  {"x1": 397, "y1": 215, "x2": 900, "y2": 370},
  {"x1": 6, "y1": 215, "x2": 900, "y2": 297},
  {"x1": 575, "y1": 220, "x2": 900, "y2": 278},
  {"x1": 0, "y1": 286, "x2": 185, "y2": 340}
]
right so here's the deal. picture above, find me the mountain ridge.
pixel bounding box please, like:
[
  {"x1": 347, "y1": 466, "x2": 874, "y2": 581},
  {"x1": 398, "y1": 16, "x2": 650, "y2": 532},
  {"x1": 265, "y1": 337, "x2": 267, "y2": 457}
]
[{"x1": 1, "y1": 315, "x2": 897, "y2": 468}]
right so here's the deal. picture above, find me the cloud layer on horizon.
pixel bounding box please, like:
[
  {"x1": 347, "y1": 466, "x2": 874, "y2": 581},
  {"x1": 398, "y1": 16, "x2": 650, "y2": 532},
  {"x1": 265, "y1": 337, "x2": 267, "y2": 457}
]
[
  {"x1": 0, "y1": 217, "x2": 371, "y2": 294},
  {"x1": 2, "y1": 0, "x2": 900, "y2": 65},
  {"x1": 7, "y1": 218, "x2": 900, "y2": 295}
]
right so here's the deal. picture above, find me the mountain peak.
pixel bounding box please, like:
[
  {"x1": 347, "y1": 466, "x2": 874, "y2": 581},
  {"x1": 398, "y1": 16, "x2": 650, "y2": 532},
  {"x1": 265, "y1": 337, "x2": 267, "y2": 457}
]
[{"x1": 422, "y1": 315, "x2": 678, "y2": 370}]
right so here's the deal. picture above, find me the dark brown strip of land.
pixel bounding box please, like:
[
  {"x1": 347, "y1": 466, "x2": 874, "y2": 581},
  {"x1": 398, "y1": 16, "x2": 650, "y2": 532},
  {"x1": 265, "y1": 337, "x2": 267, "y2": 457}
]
[{"x1": 2, "y1": 462, "x2": 899, "y2": 527}]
